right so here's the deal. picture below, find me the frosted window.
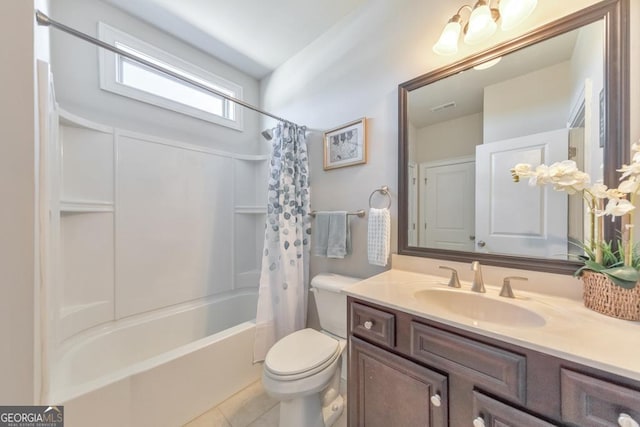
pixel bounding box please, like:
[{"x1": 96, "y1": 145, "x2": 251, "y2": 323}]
[
  {"x1": 116, "y1": 43, "x2": 234, "y2": 120},
  {"x1": 98, "y1": 22, "x2": 243, "y2": 129}
]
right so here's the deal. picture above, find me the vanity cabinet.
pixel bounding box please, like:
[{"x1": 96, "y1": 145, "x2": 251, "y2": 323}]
[
  {"x1": 347, "y1": 297, "x2": 640, "y2": 427},
  {"x1": 472, "y1": 391, "x2": 556, "y2": 427},
  {"x1": 350, "y1": 336, "x2": 448, "y2": 427}
]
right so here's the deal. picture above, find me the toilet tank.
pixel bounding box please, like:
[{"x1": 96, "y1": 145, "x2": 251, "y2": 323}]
[{"x1": 311, "y1": 273, "x2": 361, "y2": 339}]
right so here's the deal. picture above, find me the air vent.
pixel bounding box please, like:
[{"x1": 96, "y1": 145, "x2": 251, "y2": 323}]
[{"x1": 430, "y1": 101, "x2": 456, "y2": 112}]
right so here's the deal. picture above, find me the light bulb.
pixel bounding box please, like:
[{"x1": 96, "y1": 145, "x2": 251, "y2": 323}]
[
  {"x1": 433, "y1": 18, "x2": 462, "y2": 56},
  {"x1": 464, "y1": 1, "x2": 497, "y2": 45},
  {"x1": 500, "y1": 0, "x2": 538, "y2": 31}
]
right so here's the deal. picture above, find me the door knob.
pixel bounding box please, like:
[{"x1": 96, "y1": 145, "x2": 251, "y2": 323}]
[{"x1": 477, "y1": 240, "x2": 486, "y2": 248}]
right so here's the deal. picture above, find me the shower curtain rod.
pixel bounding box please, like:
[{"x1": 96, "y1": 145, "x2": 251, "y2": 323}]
[{"x1": 35, "y1": 10, "x2": 298, "y2": 127}]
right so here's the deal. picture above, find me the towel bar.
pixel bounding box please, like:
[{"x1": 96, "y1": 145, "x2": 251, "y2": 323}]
[{"x1": 310, "y1": 210, "x2": 366, "y2": 218}]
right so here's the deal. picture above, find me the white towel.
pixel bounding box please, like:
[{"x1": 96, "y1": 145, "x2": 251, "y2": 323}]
[
  {"x1": 312, "y1": 211, "x2": 350, "y2": 258},
  {"x1": 368, "y1": 208, "x2": 390, "y2": 266}
]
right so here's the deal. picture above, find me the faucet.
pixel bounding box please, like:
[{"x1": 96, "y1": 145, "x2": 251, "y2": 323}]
[
  {"x1": 470, "y1": 261, "x2": 486, "y2": 293},
  {"x1": 499, "y1": 276, "x2": 528, "y2": 298},
  {"x1": 439, "y1": 266, "x2": 461, "y2": 288}
]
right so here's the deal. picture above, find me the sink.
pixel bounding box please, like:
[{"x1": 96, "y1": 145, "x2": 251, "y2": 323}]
[{"x1": 413, "y1": 289, "x2": 546, "y2": 328}]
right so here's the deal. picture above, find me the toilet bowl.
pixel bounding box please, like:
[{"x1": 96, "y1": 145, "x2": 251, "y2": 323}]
[{"x1": 262, "y1": 273, "x2": 360, "y2": 427}]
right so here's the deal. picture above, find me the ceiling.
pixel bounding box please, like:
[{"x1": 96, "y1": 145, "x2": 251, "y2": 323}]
[
  {"x1": 407, "y1": 26, "x2": 584, "y2": 129},
  {"x1": 103, "y1": 0, "x2": 369, "y2": 79}
]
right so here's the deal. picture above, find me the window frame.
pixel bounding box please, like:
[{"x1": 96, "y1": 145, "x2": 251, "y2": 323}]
[{"x1": 98, "y1": 22, "x2": 243, "y2": 130}]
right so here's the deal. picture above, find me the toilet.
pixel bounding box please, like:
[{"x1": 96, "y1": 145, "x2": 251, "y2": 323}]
[{"x1": 262, "y1": 273, "x2": 360, "y2": 427}]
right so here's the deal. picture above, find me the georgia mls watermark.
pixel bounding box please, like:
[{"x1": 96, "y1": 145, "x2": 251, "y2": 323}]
[{"x1": 0, "y1": 406, "x2": 63, "y2": 427}]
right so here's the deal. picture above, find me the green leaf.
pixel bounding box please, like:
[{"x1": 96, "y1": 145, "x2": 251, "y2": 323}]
[
  {"x1": 601, "y1": 266, "x2": 640, "y2": 289},
  {"x1": 584, "y1": 260, "x2": 606, "y2": 272}
]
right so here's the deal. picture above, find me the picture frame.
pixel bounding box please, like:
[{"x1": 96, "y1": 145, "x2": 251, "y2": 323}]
[{"x1": 323, "y1": 118, "x2": 367, "y2": 170}]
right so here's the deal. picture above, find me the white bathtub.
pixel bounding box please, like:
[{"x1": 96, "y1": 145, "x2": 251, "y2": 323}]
[{"x1": 52, "y1": 290, "x2": 261, "y2": 427}]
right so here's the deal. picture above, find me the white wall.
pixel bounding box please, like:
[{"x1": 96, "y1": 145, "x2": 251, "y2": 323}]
[
  {"x1": 262, "y1": 0, "x2": 640, "y2": 283},
  {"x1": 415, "y1": 113, "x2": 482, "y2": 163},
  {"x1": 483, "y1": 62, "x2": 572, "y2": 143},
  {"x1": 570, "y1": 21, "x2": 605, "y2": 182},
  {"x1": 0, "y1": 0, "x2": 50, "y2": 405},
  {"x1": 50, "y1": 0, "x2": 263, "y2": 155}
]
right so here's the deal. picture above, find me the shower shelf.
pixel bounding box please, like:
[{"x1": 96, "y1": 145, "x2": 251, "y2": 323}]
[{"x1": 60, "y1": 200, "x2": 114, "y2": 213}]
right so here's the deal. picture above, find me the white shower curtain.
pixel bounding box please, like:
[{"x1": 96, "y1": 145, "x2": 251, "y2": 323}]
[{"x1": 254, "y1": 123, "x2": 310, "y2": 362}]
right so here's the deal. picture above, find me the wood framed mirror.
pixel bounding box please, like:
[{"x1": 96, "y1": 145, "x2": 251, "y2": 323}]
[{"x1": 398, "y1": 0, "x2": 629, "y2": 274}]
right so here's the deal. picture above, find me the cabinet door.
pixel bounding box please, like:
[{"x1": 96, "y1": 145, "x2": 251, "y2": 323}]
[
  {"x1": 473, "y1": 391, "x2": 557, "y2": 427},
  {"x1": 349, "y1": 336, "x2": 447, "y2": 427}
]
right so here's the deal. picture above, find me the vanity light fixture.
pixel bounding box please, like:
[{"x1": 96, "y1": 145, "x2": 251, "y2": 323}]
[
  {"x1": 473, "y1": 56, "x2": 502, "y2": 70},
  {"x1": 500, "y1": 0, "x2": 538, "y2": 31},
  {"x1": 433, "y1": 0, "x2": 538, "y2": 56},
  {"x1": 464, "y1": 0, "x2": 499, "y2": 45}
]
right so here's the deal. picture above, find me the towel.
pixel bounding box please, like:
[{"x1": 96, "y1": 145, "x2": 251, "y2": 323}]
[
  {"x1": 368, "y1": 207, "x2": 391, "y2": 266},
  {"x1": 311, "y1": 211, "x2": 350, "y2": 258}
]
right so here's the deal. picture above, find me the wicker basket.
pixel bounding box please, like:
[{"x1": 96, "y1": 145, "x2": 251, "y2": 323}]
[{"x1": 581, "y1": 270, "x2": 640, "y2": 321}]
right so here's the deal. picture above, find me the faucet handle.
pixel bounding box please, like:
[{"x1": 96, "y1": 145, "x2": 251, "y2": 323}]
[
  {"x1": 500, "y1": 276, "x2": 528, "y2": 298},
  {"x1": 439, "y1": 266, "x2": 461, "y2": 288}
]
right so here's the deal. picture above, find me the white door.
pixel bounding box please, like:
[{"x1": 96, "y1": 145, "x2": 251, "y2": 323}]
[
  {"x1": 475, "y1": 129, "x2": 568, "y2": 258},
  {"x1": 407, "y1": 162, "x2": 418, "y2": 246},
  {"x1": 419, "y1": 157, "x2": 475, "y2": 251}
]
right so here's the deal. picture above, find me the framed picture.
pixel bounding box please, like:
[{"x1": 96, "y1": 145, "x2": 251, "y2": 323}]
[{"x1": 323, "y1": 118, "x2": 367, "y2": 170}]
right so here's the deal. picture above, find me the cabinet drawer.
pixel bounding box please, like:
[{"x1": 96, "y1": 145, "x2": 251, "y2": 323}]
[
  {"x1": 350, "y1": 302, "x2": 395, "y2": 348},
  {"x1": 410, "y1": 322, "x2": 526, "y2": 404},
  {"x1": 473, "y1": 391, "x2": 557, "y2": 427},
  {"x1": 561, "y1": 369, "x2": 640, "y2": 426}
]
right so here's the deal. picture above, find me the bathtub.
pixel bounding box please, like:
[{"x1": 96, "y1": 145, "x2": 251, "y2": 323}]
[{"x1": 51, "y1": 290, "x2": 262, "y2": 427}]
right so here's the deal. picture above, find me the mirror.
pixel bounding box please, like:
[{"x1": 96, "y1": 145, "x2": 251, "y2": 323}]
[{"x1": 398, "y1": 0, "x2": 629, "y2": 274}]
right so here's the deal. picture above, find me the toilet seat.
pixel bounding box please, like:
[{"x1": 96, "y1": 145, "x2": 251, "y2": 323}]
[{"x1": 264, "y1": 328, "x2": 341, "y2": 381}]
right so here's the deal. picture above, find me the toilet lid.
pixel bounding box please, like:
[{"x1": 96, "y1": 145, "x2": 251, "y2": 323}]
[{"x1": 265, "y1": 328, "x2": 340, "y2": 377}]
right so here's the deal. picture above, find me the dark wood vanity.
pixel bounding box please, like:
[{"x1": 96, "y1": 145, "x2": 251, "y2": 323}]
[{"x1": 347, "y1": 296, "x2": 640, "y2": 427}]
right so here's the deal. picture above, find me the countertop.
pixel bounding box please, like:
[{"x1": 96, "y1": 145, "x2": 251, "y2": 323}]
[{"x1": 343, "y1": 269, "x2": 640, "y2": 382}]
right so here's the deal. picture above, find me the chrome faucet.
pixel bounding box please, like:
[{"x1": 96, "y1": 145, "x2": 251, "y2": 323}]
[{"x1": 470, "y1": 261, "x2": 486, "y2": 293}]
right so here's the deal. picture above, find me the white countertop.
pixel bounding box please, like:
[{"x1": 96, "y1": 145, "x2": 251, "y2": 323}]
[{"x1": 343, "y1": 269, "x2": 640, "y2": 382}]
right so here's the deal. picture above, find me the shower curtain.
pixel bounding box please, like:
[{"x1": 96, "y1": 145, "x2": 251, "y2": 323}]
[{"x1": 254, "y1": 123, "x2": 310, "y2": 362}]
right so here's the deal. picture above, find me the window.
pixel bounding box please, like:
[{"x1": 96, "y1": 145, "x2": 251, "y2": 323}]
[{"x1": 98, "y1": 22, "x2": 243, "y2": 130}]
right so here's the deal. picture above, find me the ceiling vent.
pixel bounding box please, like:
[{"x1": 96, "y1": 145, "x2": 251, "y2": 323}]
[{"x1": 430, "y1": 101, "x2": 456, "y2": 112}]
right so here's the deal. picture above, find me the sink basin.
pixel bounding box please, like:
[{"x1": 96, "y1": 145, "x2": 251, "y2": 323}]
[{"x1": 413, "y1": 289, "x2": 546, "y2": 328}]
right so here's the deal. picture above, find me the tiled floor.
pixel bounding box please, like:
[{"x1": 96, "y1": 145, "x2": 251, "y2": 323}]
[{"x1": 183, "y1": 379, "x2": 347, "y2": 427}]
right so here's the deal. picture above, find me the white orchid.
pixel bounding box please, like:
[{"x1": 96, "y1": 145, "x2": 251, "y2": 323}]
[
  {"x1": 589, "y1": 183, "x2": 609, "y2": 199},
  {"x1": 601, "y1": 198, "x2": 636, "y2": 218},
  {"x1": 511, "y1": 142, "x2": 640, "y2": 269}
]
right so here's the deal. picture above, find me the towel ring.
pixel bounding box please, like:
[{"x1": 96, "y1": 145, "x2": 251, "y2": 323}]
[{"x1": 369, "y1": 186, "x2": 391, "y2": 209}]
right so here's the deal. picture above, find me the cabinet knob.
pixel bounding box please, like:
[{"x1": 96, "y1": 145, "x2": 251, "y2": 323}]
[
  {"x1": 619, "y1": 413, "x2": 640, "y2": 427},
  {"x1": 477, "y1": 240, "x2": 486, "y2": 248},
  {"x1": 429, "y1": 394, "x2": 441, "y2": 407},
  {"x1": 472, "y1": 416, "x2": 486, "y2": 427},
  {"x1": 363, "y1": 320, "x2": 373, "y2": 330}
]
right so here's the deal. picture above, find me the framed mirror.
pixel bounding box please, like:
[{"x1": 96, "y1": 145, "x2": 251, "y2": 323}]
[{"x1": 398, "y1": 0, "x2": 629, "y2": 274}]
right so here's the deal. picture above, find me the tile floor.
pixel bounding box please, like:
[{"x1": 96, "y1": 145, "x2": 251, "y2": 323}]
[{"x1": 183, "y1": 379, "x2": 347, "y2": 427}]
